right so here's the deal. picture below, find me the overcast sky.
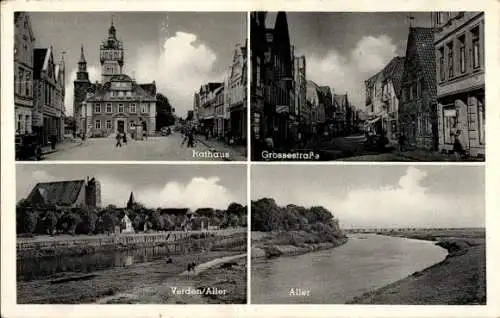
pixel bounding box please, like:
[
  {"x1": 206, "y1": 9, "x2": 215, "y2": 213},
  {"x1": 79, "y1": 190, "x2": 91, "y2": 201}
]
[
  {"x1": 17, "y1": 164, "x2": 246, "y2": 209},
  {"x1": 252, "y1": 165, "x2": 485, "y2": 229},
  {"x1": 265, "y1": 12, "x2": 435, "y2": 108},
  {"x1": 28, "y1": 12, "x2": 246, "y2": 117}
]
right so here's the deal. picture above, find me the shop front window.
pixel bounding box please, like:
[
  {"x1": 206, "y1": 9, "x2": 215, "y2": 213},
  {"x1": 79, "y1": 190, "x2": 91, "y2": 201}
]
[
  {"x1": 478, "y1": 95, "x2": 485, "y2": 144},
  {"x1": 443, "y1": 106, "x2": 457, "y2": 144}
]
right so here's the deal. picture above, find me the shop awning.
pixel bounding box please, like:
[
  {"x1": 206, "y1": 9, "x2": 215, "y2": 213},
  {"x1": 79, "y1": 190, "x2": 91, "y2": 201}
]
[{"x1": 365, "y1": 116, "x2": 381, "y2": 125}]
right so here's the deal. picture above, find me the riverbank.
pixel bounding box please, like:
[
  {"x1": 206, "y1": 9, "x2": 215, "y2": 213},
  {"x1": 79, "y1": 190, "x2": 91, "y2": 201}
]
[
  {"x1": 99, "y1": 255, "x2": 247, "y2": 304},
  {"x1": 251, "y1": 230, "x2": 348, "y2": 259},
  {"x1": 348, "y1": 229, "x2": 486, "y2": 305},
  {"x1": 17, "y1": 249, "x2": 245, "y2": 304}
]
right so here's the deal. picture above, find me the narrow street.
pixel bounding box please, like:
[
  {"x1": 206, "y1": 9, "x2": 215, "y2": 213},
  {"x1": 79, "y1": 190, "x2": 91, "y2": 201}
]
[{"x1": 42, "y1": 133, "x2": 242, "y2": 161}]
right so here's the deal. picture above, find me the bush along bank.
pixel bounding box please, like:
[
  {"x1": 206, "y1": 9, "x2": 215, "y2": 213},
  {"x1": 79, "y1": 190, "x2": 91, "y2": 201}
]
[
  {"x1": 251, "y1": 198, "x2": 348, "y2": 259},
  {"x1": 253, "y1": 234, "x2": 348, "y2": 259}
]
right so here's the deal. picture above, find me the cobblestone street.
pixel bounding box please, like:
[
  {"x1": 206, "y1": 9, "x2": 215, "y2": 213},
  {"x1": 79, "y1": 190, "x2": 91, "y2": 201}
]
[{"x1": 42, "y1": 133, "x2": 245, "y2": 161}]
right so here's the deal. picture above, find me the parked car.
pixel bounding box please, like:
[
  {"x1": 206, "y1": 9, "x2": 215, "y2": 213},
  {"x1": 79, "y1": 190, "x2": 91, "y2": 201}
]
[
  {"x1": 15, "y1": 134, "x2": 43, "y2": 161},
  {"x1": 160, "y1": 126, "x2": 171, "y2": 136}
]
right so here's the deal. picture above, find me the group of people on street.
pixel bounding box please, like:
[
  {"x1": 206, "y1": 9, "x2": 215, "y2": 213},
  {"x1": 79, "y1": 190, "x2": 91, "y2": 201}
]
[
  {"x1": 115, "y1": 131, "x2": 128, "y2": 147},
  {"x1": 180, "y1": 125, "x2": 196, "y2": 148}
]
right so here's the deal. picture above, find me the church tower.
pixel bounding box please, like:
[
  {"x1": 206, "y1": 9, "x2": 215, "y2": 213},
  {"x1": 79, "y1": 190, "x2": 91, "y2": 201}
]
[
  {"x1": 100, "y1": 17, "x2": 124, "y2": 84},
  {"x1": 127, "y1": 191, "x2": 137, "y2": 210},
  {"x1": 73, "y1": 45, "x2": 91, "y2": 119}
]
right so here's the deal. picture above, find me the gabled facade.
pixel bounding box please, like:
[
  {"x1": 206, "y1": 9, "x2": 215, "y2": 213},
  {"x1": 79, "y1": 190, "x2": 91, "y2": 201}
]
[
  {"x1": 213, "y1": 86, "x2": 225, "y2": 138},
  {"x1": 306, "y1": 80, "x2": 320, "y2": 134},
  {"x1": 333, "y1": 94, "x2": 350, "y2": 135},
  {"x1": 306, "y1": 80, "x2": 328, "y2": 134},
  {"x1": 228, "y1": 43, "x2": 248, "y2": 143},
  {"x1": 250, "y1": 12, "x2": 267, "y2": 148},
  {"x1": 195, "y1": 82, "x2": 224, "y2": 135},
  {"x1": 33, "y1": 47, "x2": 66, "y2": 145},
  {"x1": 399, "y1": 27, "x2": 438, "y2": 150},
  {"x1": 270, "y1": 12, "x2": 294, "y2": 147},
  {"x1": 319, "y1": 86, "x2": 333, "y2": 135},
  {"x1": 14, "y1": 12, "x2": 36, "y2": 135},
  {"x1": 364, "y1": 56, "x2": 405, "y2": 141},
  {"x1": 293, "y1": 55, "x2": 307, "y2": 134},
  {"x1": 74, "y1": 21, "x2": 156, "y2": 138},
  {"x1": 433, "y1": 12, "x2": 485, "y2": 157}
]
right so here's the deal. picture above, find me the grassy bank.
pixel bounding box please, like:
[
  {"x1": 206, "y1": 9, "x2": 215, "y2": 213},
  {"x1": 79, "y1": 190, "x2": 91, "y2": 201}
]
[
  {"x1": 252, "y1": 230, "x2": 348, "y2": 259},
  {"x1": 348, "y1": 229, "x2": 486, "y2": 305}
]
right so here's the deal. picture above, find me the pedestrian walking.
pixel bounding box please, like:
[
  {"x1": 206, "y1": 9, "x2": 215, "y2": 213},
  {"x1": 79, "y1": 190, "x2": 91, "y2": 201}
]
[
  {"x1": 115, "y1": 132, "x2": 122, "y2": 148},
  {"x1": 187, "y1": 129, "x2": 195, "y2": 148},
  {"x1": 49, "y1": 135, "x2": 57, "y2": 150},
  {"x1": 123, "y1": 133, "x2": 128, "y2": 145},
  {"x1": 180, "y1": 127, "x2": 188, "y2": 147},
  {"x1": 453, "y1": 130, "x2": 466, "y2": 160},
  {"x1": 398, "y1": 133, "x2": 406, "y2": 152}
]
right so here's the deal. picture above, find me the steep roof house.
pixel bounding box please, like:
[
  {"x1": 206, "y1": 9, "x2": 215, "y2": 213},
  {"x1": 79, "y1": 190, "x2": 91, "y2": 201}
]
[{"x1": 399, "y1": 27, "x2": 438, "y2": 150}]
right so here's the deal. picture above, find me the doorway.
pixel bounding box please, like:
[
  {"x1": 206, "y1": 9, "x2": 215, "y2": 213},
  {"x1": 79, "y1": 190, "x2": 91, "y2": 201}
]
[{"x1": 117, "y1": 120, "x2": 125, "y2": 133}]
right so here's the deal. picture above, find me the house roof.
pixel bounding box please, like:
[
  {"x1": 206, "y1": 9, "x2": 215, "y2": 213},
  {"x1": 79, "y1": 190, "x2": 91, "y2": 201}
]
[
  {"x1": 318, "y1": 86, "x2": 331, "y2": 96},
  {"x1": 366, "y1": 56, "x2": 405, "y2": 96},
  {"x1": 384, "y1": 57, "x2": 405, "y2": 96},
  {"x1": 26, "y1": 180, "x2": 85, "y2": 206},
  {"x1": 411, "y1": 27, "x2": 437, "y2": 96},
  {"x1": 86, "y1": 77, "x2": 156, "y2": 102},
  {"x1": 33, "y1": 48, "x2": 48, "y2": 79},
  {"x1": 140, "y1": 83, "x2": 156, "y2": 96}
]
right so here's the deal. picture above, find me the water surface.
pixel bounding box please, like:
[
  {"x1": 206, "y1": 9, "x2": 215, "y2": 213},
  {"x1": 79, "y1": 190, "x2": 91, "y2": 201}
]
[{"x1": 251, "y1": 234, "x2": 447, "y2": 304}]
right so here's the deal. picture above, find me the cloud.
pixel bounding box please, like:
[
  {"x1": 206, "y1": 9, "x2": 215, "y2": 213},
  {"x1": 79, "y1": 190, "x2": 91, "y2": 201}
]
[
  {"x1": 133, "y1": 31, "x2": 224, "y2": 117},
  {"x1": 31, "y1": 170, "x2": 54, "y2": 183},
  {"x1": 64, "y1": 32, "x2": 224, "y2": 117},
  {"x1": 100, "y1": 176, "x2": 236, "y2": 210},
  {"x1": 270, "y1": 167, "x2": 484, "y2": 229},
  {"x1": 306, "y1": 35, "x2": 398, "y2": 108},
  {"x1": 64, "y1": 65, "x2": 100, "y2": 115}
]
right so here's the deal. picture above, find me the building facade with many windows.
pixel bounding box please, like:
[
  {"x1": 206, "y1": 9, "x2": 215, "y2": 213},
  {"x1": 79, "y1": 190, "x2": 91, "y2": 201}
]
[
  {"x1": 74, "y1": 21, "x2": 156, "y2": 137},
  {"x1": 33, "y1": 47, "x2": 66, "y2": 145},
  {"x1": 364, "y1": 56, "x2": 405, "y2": 142},
  {"x1": 433, "y1": 12, "x2": 485, "y2": 157},
  {"x1": 14, "y1": 13, "x2": 35, "y2": 135}
]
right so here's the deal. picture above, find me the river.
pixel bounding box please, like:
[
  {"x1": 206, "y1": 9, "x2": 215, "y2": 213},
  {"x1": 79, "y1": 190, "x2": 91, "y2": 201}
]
[
  {"x1": 251, "y1": 234, "x2": 448, "y2": 304},
  {"x1": 17, "y1": 241, "x2": 208, "y2": 282}
]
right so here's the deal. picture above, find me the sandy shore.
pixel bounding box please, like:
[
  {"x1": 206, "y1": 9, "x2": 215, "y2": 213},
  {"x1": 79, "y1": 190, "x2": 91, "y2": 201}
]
[
  {"x1": 348, "y1": 230, "x2": 486, "y2": 305},
  {"x1": 17, "y1": 249, "x2": 246, "y2": 304},
  {"x1": 98, "y1": 254, "x2": 247, "y2": 304}
]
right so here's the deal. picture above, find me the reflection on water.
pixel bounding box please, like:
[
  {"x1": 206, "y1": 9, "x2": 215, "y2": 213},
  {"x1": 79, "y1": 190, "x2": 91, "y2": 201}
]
[
  {"x1": 17, "y1": 241, "x2": 209, "y2": 282},
  {"x1": 251, "y1": 234, "x2": 448, "y2": 304}
]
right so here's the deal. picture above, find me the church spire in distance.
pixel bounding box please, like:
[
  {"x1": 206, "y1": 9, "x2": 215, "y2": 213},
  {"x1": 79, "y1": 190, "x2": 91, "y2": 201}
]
[
  {"x1": 79, "y1": 45, "x2": 86, "y2": 63},
  {"x1": 127, "y1": 192, "x2": 136, "y2": 209}
]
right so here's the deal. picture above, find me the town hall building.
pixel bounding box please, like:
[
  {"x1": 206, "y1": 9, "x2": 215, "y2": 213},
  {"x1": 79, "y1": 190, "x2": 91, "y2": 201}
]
[{"x1": 74, "y1": 20, "x2": 157, "y2": 138}]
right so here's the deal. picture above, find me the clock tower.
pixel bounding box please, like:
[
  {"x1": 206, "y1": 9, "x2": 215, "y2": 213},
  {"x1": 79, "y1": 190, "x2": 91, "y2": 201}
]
[{"x1": 100, "y1": 18, "x2": 124, "y2": 84}]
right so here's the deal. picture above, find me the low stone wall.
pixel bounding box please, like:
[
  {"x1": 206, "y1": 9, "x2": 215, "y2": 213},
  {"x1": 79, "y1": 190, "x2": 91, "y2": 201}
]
[{"x1": 17, "y1": 231, "x2": 213, "y2": 251}]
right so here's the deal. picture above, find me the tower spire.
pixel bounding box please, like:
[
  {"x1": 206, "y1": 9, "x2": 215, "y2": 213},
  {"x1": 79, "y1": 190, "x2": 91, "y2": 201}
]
[
  {"x1": 127, "y1": 192, "x2": 136, "y2": 209},
  {"x1": 79, "y1": 45, "x2": 86, "y2": 63}
]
